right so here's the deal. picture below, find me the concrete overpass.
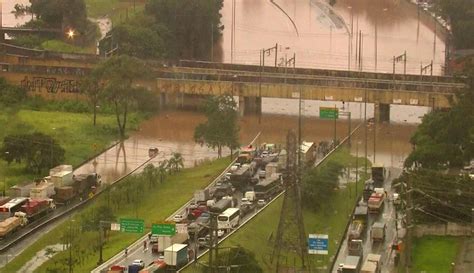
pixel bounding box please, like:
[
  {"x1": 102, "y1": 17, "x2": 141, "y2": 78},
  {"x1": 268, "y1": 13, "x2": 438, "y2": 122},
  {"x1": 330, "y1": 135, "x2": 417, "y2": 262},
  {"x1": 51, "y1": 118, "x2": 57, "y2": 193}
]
[
  {"x1": 0, "y1": 50, "x2": 466, "y2": 122},
  {"x1": 153, "y1": 60, "x2": 465, "y2": 121}
]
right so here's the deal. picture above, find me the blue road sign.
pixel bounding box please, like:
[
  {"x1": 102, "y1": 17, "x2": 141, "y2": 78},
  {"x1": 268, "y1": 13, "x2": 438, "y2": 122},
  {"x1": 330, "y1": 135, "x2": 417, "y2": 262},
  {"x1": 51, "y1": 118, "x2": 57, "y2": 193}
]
[{"x1": 308, "y1": 234, "x2": 328, "y2": 255}]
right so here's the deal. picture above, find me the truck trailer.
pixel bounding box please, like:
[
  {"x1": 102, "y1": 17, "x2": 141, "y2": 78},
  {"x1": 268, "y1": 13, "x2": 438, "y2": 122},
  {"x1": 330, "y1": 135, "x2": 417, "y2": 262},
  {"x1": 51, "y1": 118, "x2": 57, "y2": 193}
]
[
  {"x1": 0, "y1": 212, "x2": 28, "y2": 238},
  {"x1": 361, "y1": 253, "x2": 382, "y2": 273},
  {"x1": 164, "y1": 243, "x2": 189, "y2": 269}
]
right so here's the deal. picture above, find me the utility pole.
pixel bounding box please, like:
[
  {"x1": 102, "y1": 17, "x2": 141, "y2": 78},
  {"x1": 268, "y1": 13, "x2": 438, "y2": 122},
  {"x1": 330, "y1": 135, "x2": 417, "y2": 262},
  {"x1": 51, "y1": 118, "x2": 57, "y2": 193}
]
[
  {"x1": 405, "y1": 175, "x2": 413, "y2": 272},
  {"x1": 373, "y1": 110, "x2": 376, "y2": 164},
  {"x1": 333, "y1": 104, "x2": 337, "y2": 146},
  {"x1": 355, "y1": 141, "x2": 359, "y2": 194},
  {"x1": 364, "y1": 89, "x2": 368, "y2": 177}
]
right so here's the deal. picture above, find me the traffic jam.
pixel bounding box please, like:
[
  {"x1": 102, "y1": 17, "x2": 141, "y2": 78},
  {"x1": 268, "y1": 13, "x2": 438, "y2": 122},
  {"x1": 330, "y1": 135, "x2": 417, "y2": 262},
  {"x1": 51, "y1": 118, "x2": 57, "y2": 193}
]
[{"x1": 109, "y1": 142, "x2": 295, "y2": 273}]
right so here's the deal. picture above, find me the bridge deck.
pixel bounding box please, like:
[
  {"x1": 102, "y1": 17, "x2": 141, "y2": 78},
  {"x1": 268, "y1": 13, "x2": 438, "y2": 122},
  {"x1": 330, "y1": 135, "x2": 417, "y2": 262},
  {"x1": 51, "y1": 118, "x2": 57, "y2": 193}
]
[{"x1": 156, "y1": 67, "x2": 464, "y2": 94}]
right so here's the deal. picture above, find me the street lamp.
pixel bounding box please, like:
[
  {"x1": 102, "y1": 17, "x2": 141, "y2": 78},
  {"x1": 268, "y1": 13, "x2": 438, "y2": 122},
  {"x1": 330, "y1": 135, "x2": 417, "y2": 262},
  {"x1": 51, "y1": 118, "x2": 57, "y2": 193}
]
[{"x1": 67, "y1": 29, "x2": 75, "y2": 40}]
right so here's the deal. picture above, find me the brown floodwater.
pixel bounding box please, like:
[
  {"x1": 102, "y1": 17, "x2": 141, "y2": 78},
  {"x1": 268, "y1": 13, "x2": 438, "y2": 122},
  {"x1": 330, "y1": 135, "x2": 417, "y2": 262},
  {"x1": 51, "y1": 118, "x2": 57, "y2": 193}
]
[
  {"x1": 220, "y1": 0, "x2": 446, "y2": 74},
  {"x1": 2, "y1": 0, "x2": 432, "y2": 182}
]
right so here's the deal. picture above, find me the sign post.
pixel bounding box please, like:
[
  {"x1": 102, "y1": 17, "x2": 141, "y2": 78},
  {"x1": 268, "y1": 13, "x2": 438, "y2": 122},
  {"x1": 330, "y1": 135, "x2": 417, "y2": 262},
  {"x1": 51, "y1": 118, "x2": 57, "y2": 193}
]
[
  {"x1": 119, "y1": 218, "x2": 144, "y2": 234},
  {"x1": 308, "y1": 234, "x2": 329, "y2": 255},
  {"x1": 152, "y1": 223, "x2": 176, "y2": 236}
]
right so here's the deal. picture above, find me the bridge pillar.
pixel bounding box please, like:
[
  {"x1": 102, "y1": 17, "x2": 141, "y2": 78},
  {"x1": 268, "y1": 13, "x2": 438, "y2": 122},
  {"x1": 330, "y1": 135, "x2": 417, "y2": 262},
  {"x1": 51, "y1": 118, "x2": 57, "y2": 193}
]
[
  {"x1": 238, "y1": 96, "x2": 261, "y2": 116},
  {"x1": 374, "y1": 102, "x2": 390, "y2": 123}
]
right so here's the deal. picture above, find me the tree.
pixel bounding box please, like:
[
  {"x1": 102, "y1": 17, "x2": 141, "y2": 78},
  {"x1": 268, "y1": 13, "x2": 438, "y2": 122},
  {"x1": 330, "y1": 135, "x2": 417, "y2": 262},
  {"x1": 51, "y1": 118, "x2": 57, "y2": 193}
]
[
  {"x1": 405, "y1": 83, "x2": 474, "y2": 169},
  {"x1": 201, "y1": 246, "x2": 263, "y2": 273},
  {"x1": 29, "y1": 0, "x2": 88, "y2": 30},
  {"x1": 167, "y1": 152, "x2": 184, "y2": 173},
  {"x1": 93, "y1": 55, "x2": 152, "y2": 138},
  {"x1": 143, "y1": 163, "x2": 159, "y2": 188},
  {"x1": 194, "y1": 95, "x2": 240, "y2": 158},
  {"x1": 435, "y1": 0, "x2": 474, "y2": 49},
  {"x1": 80, "y1": 71, "x2": 101, "y2": 126},
  {"x1": 0, "y1": 132, "x2": 65, "y2": 174},
  {"x1": 145, "y1": 0, "x2": 224, "y2": 60},
  {"x1": 302, "y1": 161, "x2": 344, "y2": 212},
  {"x1": 157, "y1": 160, "x2": 168, "y2": 183},
  {"x1": 0, "y1": 78, "x2": 27, "y2": 105}
]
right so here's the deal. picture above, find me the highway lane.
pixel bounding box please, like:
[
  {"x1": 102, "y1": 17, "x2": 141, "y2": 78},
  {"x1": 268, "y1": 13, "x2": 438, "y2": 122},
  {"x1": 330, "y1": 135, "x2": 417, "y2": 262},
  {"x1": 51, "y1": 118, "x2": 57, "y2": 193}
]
[{"x1": 332, "y1": 167, "x2": 403, "y2": 273}]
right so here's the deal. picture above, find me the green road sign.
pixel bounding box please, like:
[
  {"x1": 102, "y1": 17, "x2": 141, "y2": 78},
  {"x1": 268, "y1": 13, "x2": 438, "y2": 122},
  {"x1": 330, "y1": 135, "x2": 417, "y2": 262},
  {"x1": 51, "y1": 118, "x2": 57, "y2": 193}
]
[
  {"x1": 120, "y1": 218, "x2": 144, "y2": 233},
  {"x1": 320, "y1": 107, "x2": 339, "y2": 119},
  {"x1": 152, "y1": 223, "x2": 176, "y2": 236}
]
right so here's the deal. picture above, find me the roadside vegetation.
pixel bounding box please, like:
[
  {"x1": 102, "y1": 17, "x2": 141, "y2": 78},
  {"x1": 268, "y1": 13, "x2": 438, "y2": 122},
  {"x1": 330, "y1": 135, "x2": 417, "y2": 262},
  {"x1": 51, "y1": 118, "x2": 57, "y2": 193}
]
[
  {"x1": 434, "y1": 0, "x2": 474, "y2": 49},
  {"x1": 194, "y1": 95, "x2": 240, "y2": 158},
  {"x1": 394, "y1": 58, "x2": 473, "y2": 270},
  {"x1": 1, "y1": 157, "x2": 229, "y2": 273},
  {"x1": 0, "y1": 74, "x2": 147, "y2": 188},
  {"x1": 412, "y1": 236, "x2": 461, "y2": 273},
  {"x1": 185, "y1": 147, "x2": 371, "y2": 272}
]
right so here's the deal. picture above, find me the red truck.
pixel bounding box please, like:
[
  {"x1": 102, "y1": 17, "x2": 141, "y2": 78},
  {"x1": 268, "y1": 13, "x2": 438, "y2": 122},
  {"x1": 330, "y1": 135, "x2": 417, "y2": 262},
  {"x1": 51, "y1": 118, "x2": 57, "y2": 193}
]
[
  {"x1": 21, "y1": 198, "x2": 55, "y2": 220},
  {"x1": 368, "y1": 193, "x2": 385, "y2": 214}
]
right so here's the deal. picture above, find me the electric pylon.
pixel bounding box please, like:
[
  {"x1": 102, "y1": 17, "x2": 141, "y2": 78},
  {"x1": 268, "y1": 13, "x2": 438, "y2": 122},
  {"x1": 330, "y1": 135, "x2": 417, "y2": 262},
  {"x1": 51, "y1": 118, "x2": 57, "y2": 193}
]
[{"x1": 271, "y1": 130, "x2": 309, "y2": 272}]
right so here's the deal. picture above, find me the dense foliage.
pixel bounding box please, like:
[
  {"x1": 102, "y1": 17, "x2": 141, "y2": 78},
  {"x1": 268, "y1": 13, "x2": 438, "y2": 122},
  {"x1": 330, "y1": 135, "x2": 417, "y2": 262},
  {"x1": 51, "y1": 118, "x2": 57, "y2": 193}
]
[
  {"x1": 301, "y1": 161, "x2": 344, "y2": 212},
  {"x1": 0, "y1": 78, "x2": 27, "y2": 105},
  {"x1": 194, "y1": 95, "x2": 240, "y2": 158},
  {"x1": 201, "y1": 246, "x2": 263, "y2": 273},
  {"x1": 393, "y1": 169, "x2": 473, "y2": 223},
  {"x1": 145, "y1": 0, "x2": 224, "y2": 60},
  {"x1": 0, "y1": 132, "x2": 65, "y2": 174},
  {"x1": 435, "y1": 0, "x2": 474, "y2": 49},
  {"x1": 405, "y1": 83, "x2": 474, "y2": 169},
  {"x1": 14, "y1": 0, "x2": 97, "y2": 46},
  {"x1": 88, "y1": 55, "x2": 157, "y2": 137}
]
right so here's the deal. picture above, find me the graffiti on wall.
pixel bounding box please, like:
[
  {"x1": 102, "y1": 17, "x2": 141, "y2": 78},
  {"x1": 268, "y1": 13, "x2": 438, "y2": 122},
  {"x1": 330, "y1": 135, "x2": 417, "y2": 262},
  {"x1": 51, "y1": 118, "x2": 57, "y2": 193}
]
[{"x1": 20, "y1": 76, "x2": 81, "y2": 94}]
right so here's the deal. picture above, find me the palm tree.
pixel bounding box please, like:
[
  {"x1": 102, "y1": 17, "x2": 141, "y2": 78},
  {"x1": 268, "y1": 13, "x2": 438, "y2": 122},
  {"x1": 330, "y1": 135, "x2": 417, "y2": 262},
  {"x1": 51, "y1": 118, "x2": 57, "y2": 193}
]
[
  {"x1": 143, "y1": 163, "x2": 159, "y2": 188},
  {"x1": 157, "y1": 160, "x2": 168, "y2": 183},
  {"x1": 171, "y1": 152, "x2": 184, "y2": 172}
]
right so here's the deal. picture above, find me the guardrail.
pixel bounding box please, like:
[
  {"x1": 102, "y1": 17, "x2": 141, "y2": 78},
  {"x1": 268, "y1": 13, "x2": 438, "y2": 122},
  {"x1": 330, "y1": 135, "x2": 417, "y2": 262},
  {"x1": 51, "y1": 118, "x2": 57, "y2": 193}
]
[{"x1": 91, "y1": 133, "x2": 262, "y2": 273}]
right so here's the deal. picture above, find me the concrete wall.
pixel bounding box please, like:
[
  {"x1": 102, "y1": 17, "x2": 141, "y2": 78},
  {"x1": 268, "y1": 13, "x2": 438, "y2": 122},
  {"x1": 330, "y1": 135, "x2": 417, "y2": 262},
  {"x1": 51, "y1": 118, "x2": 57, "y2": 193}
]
[{"x1": 414, "y1": 223, "x2": 472, "y2": 237}]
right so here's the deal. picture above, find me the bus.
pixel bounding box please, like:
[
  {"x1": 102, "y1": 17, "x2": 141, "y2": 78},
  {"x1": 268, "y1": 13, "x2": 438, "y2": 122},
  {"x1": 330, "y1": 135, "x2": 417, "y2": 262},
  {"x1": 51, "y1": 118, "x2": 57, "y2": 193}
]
[
  {"x1": 217, "y1": 208, "x2": 240, "y2": 231},
  {"x1": 0, "y1": 197, "x2": 28, "y2": 221},
  {"x1": 254, "y1": 175, "x2": 282, "y2": 200}
]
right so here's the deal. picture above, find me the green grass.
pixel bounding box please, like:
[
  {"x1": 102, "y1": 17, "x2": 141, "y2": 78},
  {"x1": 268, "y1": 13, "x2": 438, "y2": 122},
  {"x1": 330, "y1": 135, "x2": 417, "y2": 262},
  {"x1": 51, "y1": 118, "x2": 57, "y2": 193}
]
[
  {"x1": 86, "y1": 0, "x2": 145, "y2": 24},
  {"x1": 2, "y1": 157, "x2": 230, "y2": 273},
  {"x1": 184, "y1": 148, "x2": 371, "y2": 272},
  {"x1": 411, "y1": 236, "x2": 461, "y2": 273},
  {"x1": 41, "y1": 40, "x2": 94, "y2": 54},
  {"x1": 0, "y1": 109, "x2": 140, "y2": 186}
]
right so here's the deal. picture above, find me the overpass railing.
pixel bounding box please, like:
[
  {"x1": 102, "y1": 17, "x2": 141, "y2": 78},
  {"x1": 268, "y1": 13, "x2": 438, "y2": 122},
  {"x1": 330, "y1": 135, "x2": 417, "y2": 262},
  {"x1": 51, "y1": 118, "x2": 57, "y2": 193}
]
[
  {"x1": 178, "y1": 60, "x2": 462, "y2": 84},
  {"x1": 156, "y1": 70, "x2": 464, "y2": 94}
]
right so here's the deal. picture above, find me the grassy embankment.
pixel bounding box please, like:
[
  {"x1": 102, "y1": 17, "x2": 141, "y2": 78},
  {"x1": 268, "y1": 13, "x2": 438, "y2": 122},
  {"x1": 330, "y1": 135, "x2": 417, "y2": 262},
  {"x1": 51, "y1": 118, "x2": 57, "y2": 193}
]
[
  {"x1": 185, "y1": 147, "x2": 371, "y2": 273},
  {"x1": 411, "y1": 236, "x2": 461, "y2": 273},
  {"x1": 2, "y1": 157, "x2": 230, "y2": 273},
  {"x1": 0, "y1": 109, "x2": 140, "y2": 187}
]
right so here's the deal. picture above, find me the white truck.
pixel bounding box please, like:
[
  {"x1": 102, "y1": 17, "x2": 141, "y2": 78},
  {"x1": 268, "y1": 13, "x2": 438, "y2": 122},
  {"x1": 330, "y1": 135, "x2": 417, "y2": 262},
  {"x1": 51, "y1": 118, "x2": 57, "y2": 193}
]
[
  {"x1": 361, "y1": 253, "x2": 382, "y2": 273},
  {"x1": 164, "y1": 243, "x2": 189, "y2": 269},
  {"x1": 371, "y1": 222, "x2": 386, "y2": 243},
  {"x1": 338, "y1": 255, "x2": 362, "y2": 273},
  {"x1": 244, "y1": 191, "x2": 256, "y2": 202},
  {"x1": 50, "y1": 170, "x2": 74, "y2": 187}
]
